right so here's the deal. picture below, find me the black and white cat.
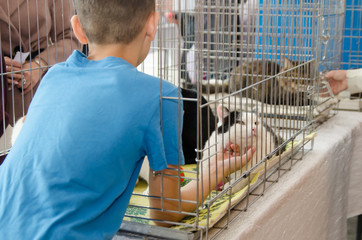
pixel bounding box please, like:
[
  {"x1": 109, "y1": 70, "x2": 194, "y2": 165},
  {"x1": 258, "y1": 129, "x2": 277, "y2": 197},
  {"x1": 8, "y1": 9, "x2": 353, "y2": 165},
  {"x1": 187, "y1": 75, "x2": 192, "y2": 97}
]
[
  {"x1": 181, "y1": 88, "x2": 217, "y2": 163},
  {"x1": 201, "y1": 105, "x2": 283, "y2": 193}
]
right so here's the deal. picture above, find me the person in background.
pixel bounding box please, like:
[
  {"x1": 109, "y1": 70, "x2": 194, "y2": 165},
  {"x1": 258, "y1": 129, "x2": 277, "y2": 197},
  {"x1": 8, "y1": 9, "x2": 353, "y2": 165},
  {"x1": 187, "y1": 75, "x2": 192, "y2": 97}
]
[
  {"x1": 0, "y1": 0, "x2": 79, "y2": 125},
  {"x1": 0, "y1": 53, "x2": 9, "y2": 165},
  {"x1": 325, "y1": 69, "x2": 362, "y2": 95}
]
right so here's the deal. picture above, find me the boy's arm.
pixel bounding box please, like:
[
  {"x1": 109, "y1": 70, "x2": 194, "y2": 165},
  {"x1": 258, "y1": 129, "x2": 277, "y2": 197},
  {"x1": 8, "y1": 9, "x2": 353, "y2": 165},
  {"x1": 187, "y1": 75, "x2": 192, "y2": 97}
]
[{"x1": 149, "y1": 144, "x2": 255, "y2": 226}]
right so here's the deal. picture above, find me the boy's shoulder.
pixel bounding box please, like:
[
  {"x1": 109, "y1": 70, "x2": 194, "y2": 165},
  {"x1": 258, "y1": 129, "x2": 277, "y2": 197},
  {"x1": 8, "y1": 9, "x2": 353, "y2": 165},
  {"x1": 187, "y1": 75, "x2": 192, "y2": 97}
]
[
  {"x1": 46, "y1": 50, "x2": 180, "y2": 96},
  {"x1": 135, "y1": 71, "x2": 180, "y2": 96}
]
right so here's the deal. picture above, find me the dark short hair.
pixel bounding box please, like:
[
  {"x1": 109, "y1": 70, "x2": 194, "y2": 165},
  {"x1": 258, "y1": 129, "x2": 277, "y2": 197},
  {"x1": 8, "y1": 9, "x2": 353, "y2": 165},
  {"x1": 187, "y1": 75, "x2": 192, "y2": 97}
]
[{"x1": 73, "y1": 0, "x2": 155, "y2": 44}]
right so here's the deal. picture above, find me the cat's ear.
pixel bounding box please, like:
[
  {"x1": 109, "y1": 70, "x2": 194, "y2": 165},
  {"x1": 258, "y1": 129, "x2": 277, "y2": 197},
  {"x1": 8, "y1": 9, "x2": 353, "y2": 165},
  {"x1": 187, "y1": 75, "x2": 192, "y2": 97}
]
[
  {"x1": 284, "y1": 58, "x2": 294, "y2": 69},
  {"x1": 217, "y1": 105, "x2": 230, "y2": 122}
]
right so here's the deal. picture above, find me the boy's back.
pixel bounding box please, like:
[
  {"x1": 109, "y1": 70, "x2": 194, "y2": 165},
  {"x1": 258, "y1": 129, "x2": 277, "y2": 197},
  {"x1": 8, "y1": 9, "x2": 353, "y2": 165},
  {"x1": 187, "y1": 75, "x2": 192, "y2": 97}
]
[{"x1": 0, "y1": 50, "x2": 183, "y2": 239}]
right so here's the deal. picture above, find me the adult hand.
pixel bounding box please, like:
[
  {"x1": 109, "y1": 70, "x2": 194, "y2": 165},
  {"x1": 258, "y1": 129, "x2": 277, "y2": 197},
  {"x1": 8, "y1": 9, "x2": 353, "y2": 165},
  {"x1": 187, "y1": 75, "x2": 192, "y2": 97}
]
[
  {"x1": 324, "y1": 70, "x2": 348, "y2": 95},
  {"x1": 4, "y1": 57, "x2": 42, "y2": 94}
]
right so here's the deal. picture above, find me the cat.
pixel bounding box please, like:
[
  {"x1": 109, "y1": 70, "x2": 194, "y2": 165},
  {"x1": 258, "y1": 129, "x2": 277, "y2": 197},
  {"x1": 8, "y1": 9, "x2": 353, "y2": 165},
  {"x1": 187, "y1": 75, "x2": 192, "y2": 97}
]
[
  {"x1": 229, "y1": 59, "x2": 281, "y2": 98},
  {"x1": 201, "y1": 104, "x2": 283, "y2": 193},
  {"x1": 229, "y1": 58, "x2": 318, "y2": 106},
  {"x1": 196, "y1": 59, "x2": 279, "y2": 94},
  {"x1": 138, "y1": 88, "x2": 217, "y2": 187}
]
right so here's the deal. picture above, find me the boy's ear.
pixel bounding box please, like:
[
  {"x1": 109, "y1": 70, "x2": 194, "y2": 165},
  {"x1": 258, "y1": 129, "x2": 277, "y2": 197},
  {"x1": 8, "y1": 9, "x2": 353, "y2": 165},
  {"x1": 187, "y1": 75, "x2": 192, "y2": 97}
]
[
  {"x1": 71, "y1": 15, "x2": 88, "y2": 44},
  {"x1": 145, "y1": 11, "x2": 160, "y2": 41}
]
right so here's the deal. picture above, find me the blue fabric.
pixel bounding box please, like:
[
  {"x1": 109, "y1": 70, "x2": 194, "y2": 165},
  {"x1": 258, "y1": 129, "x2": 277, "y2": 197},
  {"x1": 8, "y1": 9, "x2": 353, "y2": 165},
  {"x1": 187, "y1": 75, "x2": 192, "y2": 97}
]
[{"x1": 0, "y1": 50, "x2": 184, "y2": 239}]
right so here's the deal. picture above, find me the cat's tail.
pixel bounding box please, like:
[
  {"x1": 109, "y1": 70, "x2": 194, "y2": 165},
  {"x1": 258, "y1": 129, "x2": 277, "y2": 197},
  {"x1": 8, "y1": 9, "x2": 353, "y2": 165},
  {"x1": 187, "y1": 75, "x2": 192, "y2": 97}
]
[
  {"x1": 274, "y1": 135, "x2": 286, "y2": 156},
  {"x1": 260, "y1": 118, "x2": 286, "y2": 156}
]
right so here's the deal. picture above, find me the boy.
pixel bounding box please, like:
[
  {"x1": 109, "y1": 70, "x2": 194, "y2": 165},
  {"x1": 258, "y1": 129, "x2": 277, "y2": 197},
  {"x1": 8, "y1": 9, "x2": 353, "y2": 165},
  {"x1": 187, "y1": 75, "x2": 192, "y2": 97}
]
[{"x1": 0, "y1": 0, "x2": 254, "y2": 239}]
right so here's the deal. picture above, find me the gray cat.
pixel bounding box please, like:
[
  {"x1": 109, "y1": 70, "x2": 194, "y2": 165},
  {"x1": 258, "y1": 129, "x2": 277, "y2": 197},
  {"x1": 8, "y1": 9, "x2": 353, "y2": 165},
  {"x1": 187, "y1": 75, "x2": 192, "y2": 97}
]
[{"x1": 229, "y1": 58, "x2": 317, "y2": 106}]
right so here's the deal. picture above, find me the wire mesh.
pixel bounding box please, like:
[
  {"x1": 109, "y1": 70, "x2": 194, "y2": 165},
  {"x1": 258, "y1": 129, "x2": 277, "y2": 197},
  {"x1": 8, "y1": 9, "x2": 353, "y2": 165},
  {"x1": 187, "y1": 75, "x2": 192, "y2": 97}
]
[
  {"x1": 127, "y1": 0, "x2": 342, "y2": 238},
  {"x1": 342, "y1": 0, "x2": 362, "y2": 70},
  {"x1": 338, "y1": 0, "x2": 362, "y2": 111},
  {"x1": 0, "y1": 0, "x2": 351, "y2": 239},
  {"x1": 0, "y1": 0, "x2": 80, "y2": 163}
]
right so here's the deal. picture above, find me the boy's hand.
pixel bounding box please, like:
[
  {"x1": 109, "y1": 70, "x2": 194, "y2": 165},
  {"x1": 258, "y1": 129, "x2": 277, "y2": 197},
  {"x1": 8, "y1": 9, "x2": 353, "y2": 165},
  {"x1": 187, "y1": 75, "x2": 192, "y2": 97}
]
[
  {"x1": 222, "y1": 143, "x2": 241, "y2": 158},
  {"x1": 149, "y1": 143, "x2": 255, "y2": 226},
  {"x1": 214, "y1": 143, "x2": 256, "y2": 175}
]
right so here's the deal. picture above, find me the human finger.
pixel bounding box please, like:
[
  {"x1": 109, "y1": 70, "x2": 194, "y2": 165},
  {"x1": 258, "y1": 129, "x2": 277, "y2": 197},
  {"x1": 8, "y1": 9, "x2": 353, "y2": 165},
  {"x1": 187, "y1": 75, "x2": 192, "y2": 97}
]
[
  {"x1": 232, "y1": 143, "x2": 241, "y2": 156},
  {"x1": 226, "y1": 143, "x2": 241, "y2": 157},
  {"x1": 319, "y1": 81, "x2": 333, "y2": 97},
  {"x1": 244, "y1": 147, "x2": 256, "y2": 163},
  {"x1": 222, "y1": 142, "x2": 238, "y2": 158},
  {"x1": 22, "y1": 79, "x2": 33, "y2": 94},
  {"x1": 7, "y1": 72, "x2": 23, "y2": 80},
  {"x1": 22, "y1": 68, "x2": 41, "y2": 94},
  {"x1": 326, "y1": 70, "x2": 347, "y2": 82},
  {"x1": 224, "y1": 147, "x2": 256, "y2": 173},
  {"x1": 325, "y1": 71, "x2": 333, "y2": 80},
  {"x1": 7, "y1": 79, "x2": 19, "y2": 88},
  {"x1": 235, "y1": 147, "x2": 255, "y2": 170},
  {"x1": 5, "y1": 66, "x2": 22, "y2": 75},
  {"x1": 4, "y1": 57, "x2": 21, "y2": 68}
]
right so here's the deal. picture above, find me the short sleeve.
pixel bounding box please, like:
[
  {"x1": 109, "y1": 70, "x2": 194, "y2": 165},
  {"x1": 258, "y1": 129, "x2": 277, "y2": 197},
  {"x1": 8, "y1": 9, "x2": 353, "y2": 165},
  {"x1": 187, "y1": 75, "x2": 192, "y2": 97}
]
[
  {"x1": 161, "y1": 90, "x2": 185, "y2": 166},
  {"x1": 143, "y1": 107, "x2": 168, "y2": 171},
  {"x1": 143, "y1": 88, "x2": 185, "y2": 171}
]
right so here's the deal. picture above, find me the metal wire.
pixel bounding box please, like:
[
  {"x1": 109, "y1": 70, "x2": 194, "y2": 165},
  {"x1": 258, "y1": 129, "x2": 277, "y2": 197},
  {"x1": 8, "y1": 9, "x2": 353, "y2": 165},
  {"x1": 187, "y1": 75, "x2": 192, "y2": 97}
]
[
  {"x1": 0, "y1": 0, "x2": 354, "y2": 239},
  {"x1": 134, "y1": 0, "x2": 343, "y2": 238},
  {"x1": 0, "y1": 0, "x2": 79, "y2": 162}
]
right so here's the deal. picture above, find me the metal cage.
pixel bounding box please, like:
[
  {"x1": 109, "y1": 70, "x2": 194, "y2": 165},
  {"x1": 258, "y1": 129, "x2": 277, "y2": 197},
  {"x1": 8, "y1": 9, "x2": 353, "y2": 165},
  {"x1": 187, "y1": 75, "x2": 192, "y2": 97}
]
[
  {"x1": 123, "y1": 0, "x2": 342, "y2": 239},
  {"x1": 0, "y1": 0, "x2": 80, "y2": 163},
  {"x1": 0, "y1": 0, "x2": 354, "y2": 239},
  {"x1": 338, "y1": 0, "x2": 362, "y2": 111}
]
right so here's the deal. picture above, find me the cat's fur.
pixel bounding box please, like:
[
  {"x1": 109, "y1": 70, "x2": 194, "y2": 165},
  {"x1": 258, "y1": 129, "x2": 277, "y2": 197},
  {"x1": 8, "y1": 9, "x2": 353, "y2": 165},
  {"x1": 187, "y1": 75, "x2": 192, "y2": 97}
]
[
  {"x1": 181, "y1": 88, "x2": 217, "y2": 164},
  {"x1": 229, "y1": 59, "x2": 281, "y2": 99},
  {"x1": 202, "y1": 105, "x2": 283, "y2": 193},
  {"x1": 229, "y1": 58, "x2": 317, "y2": 106},
  {"x1": 11, "y1": 116, "x2": 26, "y2": 146}
]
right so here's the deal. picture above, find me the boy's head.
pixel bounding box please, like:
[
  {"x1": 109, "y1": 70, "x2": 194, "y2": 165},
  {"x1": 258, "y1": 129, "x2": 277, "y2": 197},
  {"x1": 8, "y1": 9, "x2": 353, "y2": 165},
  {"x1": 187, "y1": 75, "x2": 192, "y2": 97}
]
[{"x1": 73, "y1": 0, "x2": 156, "y2": 45}]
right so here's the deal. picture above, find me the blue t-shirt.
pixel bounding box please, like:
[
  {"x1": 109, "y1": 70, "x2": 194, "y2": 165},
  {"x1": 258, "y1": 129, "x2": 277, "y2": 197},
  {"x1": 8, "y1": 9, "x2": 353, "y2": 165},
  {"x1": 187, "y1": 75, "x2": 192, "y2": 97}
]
[{"x1": 0, "y1": 50, "x2": 184, "y2": 239}]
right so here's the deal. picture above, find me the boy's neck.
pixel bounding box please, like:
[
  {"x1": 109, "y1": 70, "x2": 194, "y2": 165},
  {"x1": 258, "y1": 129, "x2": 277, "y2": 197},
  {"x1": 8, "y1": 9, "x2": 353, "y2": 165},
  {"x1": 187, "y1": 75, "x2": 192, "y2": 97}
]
[{"x1": 87, "y1": 42, "x2": 143, "y2": 67}]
